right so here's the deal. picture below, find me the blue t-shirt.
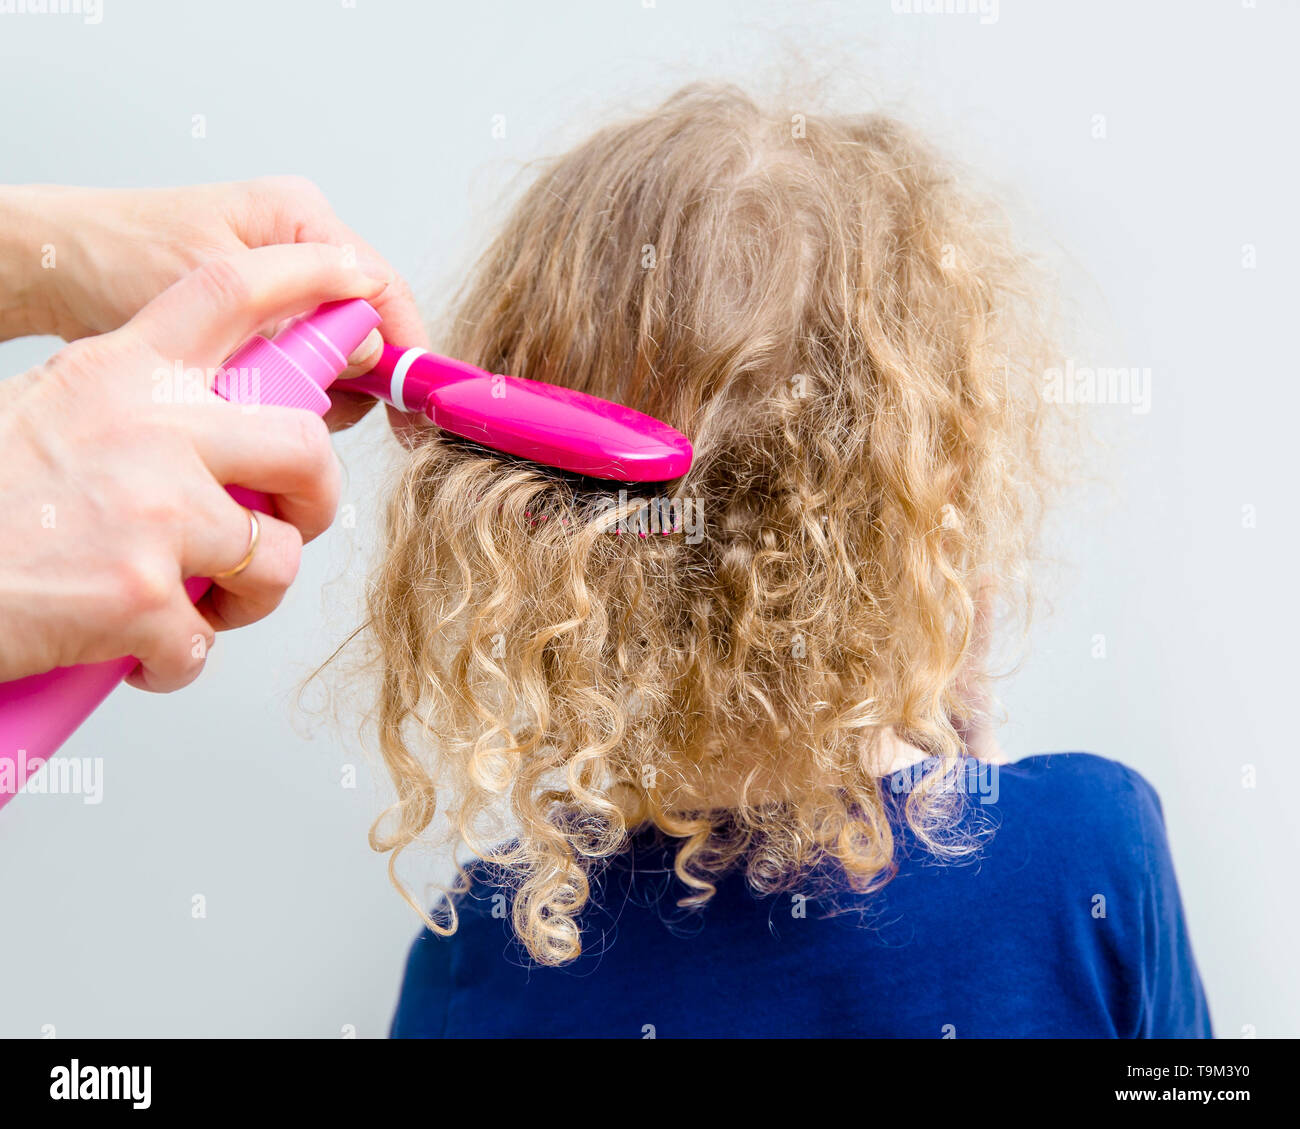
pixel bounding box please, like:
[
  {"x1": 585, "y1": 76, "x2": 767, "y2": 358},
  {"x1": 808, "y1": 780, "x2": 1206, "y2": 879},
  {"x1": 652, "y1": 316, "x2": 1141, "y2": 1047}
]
[{"x1": 390, "y1": 753, "x2": 1212, "y2": 1038}]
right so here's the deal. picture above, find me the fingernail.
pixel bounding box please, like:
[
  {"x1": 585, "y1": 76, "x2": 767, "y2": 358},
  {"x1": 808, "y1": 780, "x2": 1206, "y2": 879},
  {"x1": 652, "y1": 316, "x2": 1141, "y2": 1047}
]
[
  {"x1": 357, "y1": 255, "x2": 393, "y2": 285},
  {"x1": 343, "y1": 328, "x2": 384, "y2": 371}
]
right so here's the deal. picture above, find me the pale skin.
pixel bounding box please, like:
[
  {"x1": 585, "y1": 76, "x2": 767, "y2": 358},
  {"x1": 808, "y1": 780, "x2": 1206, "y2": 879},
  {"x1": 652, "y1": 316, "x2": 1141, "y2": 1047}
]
[
  {"x1": 700, "y1": 714, "x2": 1008, "y2": 810},
  {"x1": 0, "y1": 179, "x2": 431, "y2": 691}
]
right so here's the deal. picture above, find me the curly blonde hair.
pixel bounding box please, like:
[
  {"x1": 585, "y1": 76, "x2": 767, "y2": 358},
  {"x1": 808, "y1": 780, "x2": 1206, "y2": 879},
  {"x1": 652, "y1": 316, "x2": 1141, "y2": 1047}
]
[{"x1": 359, "y1": 84, "x2": 1058, "y2": 965}]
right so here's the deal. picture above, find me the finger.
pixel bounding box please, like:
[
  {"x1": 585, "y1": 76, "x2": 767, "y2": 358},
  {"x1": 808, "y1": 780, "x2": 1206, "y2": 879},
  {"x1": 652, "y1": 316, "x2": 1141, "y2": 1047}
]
[
  {"x1": 231, "y1": 177, "x2": 430, "y2": 353},
  {"x1": 366, "y1": 270, "x2": 430, "y2": 354},
  {"x1": 151, "y1": 473, "x2": 275, "y2": 584},
  {"x1": 323, "y1": 385, "x2": 378, "y2": 433},
  {"x1": 340, "y1": 327, "x2": 384, "y2": 378},
  {"x1": 181, "y1": 401, "x2": 341, "y2": 543},
  {"x1": 291, "y1": 231, "x2": 428, "y2": 354},
  {"x1": 122, "y1": 243, "x2": 389, "y2": 366},
  {"x1": 228, "y1": 175, "x2": 336, "y2": 246},
  {"x1": 124, "y1": 589, "x2": 217, "y2": 694},
  {"x1": 320, "y1": 328, "x2": 387, "y2": 431},
  {"x1": 196, "y1": 511, "x2": 304, "y2": 631}
]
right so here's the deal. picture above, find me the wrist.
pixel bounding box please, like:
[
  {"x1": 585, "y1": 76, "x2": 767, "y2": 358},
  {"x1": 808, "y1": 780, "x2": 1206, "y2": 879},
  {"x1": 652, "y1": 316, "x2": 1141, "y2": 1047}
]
[{"x1": 0, "y1": 186, "x2": 69, "y2": 341}]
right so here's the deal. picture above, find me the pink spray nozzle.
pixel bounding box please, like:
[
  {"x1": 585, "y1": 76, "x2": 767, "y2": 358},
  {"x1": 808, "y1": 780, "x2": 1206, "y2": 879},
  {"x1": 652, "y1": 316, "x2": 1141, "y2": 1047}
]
[
  {"x1": 276, "y1": 298, "x2": 382, "y2": 389},
  {"x1": 217, "y1": 298, "x2": 381, "y2": 412}
]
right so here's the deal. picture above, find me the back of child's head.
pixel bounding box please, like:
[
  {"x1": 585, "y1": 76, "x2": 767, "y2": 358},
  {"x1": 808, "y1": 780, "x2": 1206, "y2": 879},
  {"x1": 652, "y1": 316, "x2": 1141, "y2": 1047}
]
[{"x1": 363, "y1": 84, "x2": 1056, "y2": 965}]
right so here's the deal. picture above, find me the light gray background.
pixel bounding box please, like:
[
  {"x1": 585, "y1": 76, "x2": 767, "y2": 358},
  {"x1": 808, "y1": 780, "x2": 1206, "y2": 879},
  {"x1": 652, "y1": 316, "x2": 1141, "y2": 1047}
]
[{"x1": 1, "y1": 0, "x2": 1295, "y2": 1037}]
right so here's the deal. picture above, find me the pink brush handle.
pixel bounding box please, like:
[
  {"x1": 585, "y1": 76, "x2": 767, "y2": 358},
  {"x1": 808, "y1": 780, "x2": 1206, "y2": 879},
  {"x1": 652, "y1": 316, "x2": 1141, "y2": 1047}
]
[
  {"x1": 0, "y1": 299, "x2": 380, "y2": 811},
  {"x1": 349, "y1": 345, "x2": 694, "y2": 482}
]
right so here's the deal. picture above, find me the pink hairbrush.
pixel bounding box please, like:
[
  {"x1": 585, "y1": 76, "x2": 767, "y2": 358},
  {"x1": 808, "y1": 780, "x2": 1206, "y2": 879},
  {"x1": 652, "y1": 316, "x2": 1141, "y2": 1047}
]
[
  {"x1": 0, "y1": 299, "x2": 692, "y2": 809},
  {"x1": 349, "y1": 344, "x2": 691, "y2": 481}
]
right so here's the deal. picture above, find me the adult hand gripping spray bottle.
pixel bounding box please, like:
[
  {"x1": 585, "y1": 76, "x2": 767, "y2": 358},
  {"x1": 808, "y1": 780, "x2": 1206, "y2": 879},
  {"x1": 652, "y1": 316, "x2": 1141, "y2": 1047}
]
[
  {"x1": 0, "y1": 297, "x2": 694, "y2": 813},
  {"x1": 0, "y1": 299, "x2": 381, "y2": 811}
]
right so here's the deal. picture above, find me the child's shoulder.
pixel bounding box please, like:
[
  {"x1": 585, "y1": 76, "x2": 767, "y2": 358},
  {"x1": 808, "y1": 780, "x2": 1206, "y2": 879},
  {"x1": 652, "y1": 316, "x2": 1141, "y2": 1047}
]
[
  {"x1": 1000, "y1": 749, "x2": 1161, "y2": 799},
  {"x1": 991, "y1": 750, "x2": 1169, "y2": 853}
]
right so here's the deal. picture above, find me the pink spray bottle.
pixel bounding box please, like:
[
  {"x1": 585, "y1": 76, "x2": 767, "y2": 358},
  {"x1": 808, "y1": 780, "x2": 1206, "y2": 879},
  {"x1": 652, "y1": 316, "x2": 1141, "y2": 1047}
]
[{"x1": 0, "y1": 299, "x2": 381, "y2": 810}]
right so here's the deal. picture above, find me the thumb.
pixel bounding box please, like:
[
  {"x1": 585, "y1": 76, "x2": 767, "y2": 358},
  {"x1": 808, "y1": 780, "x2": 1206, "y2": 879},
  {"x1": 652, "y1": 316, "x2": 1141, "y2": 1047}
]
[{"x1": 120, "y1": 243, "x2": 389, "y2": 367}]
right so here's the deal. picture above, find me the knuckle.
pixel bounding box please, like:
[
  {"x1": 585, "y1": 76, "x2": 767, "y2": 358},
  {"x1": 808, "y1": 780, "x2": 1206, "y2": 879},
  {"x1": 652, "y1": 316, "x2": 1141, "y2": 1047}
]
[
  {"x1": 130, "y1": 478, "x2": 189, "y2": 531},
  {"x1": 38, "y1": 338, "x2": 102, "y2": 390},
  {"x1": 148, "y1": 619, "x2": 211, "y2": 688},
  {"x1": 190, "y1": 256, "x2": 251, "y2": 312},
  {"x1": 266, "y1": 174, "x2": 326, "y2": 205},
  {"x1": 114, "y1": 555, "x2": 176, "y2": 617}
]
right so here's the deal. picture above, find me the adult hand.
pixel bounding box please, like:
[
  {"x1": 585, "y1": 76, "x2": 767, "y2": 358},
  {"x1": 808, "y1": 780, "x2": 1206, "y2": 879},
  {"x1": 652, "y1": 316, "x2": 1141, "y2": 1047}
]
[
  {"x1": 0, "y1": 244, "x2": 386, "y2": 691},
  {"x1": 0, "y1": 178, "x2": 429, "y2": 429}
]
